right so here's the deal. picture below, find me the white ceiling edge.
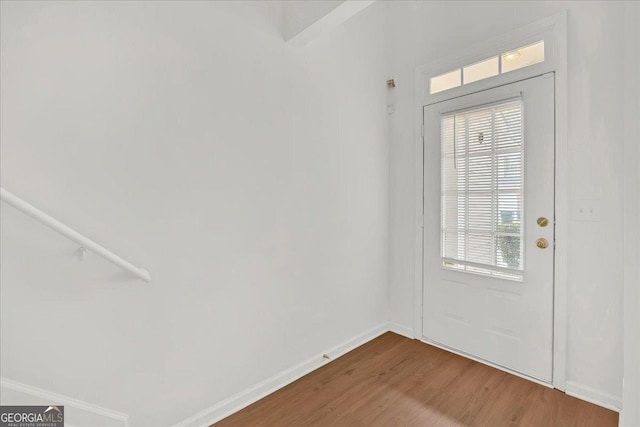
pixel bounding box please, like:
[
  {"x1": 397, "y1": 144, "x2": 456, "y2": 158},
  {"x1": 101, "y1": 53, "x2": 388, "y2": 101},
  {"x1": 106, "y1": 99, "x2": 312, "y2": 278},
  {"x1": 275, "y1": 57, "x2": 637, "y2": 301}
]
[{"x1": 286, "y1": 0, "x2": 376, "y2": 47}]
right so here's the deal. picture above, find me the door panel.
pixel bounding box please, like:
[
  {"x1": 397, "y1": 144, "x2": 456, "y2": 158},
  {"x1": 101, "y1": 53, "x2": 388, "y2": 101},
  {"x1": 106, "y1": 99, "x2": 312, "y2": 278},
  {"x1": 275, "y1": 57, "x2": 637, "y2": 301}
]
[{"x1": 422, "y1": 74, "x2": 555, "y2": 382}]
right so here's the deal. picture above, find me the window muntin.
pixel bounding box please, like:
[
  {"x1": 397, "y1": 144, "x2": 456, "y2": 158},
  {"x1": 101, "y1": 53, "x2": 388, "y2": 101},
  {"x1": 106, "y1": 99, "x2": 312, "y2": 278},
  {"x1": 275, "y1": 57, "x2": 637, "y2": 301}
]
[
  {"x1": 429, "y1": 41, "x2": 545, "y2": 94},
  {"x1": 441, "y1": 99, "x2": 524, "y2": 281}
]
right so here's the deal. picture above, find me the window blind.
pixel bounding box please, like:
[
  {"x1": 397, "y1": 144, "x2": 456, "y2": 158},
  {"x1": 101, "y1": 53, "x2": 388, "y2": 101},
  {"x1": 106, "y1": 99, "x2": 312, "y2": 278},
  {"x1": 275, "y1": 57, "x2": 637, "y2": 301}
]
[{"x1": 441, "y1": 98, "x2": 524, "y2": 280}]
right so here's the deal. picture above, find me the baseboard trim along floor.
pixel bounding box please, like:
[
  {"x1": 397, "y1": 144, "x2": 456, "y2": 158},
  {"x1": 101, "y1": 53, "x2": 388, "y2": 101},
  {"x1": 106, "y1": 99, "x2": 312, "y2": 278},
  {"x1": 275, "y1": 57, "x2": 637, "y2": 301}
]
[
  {"x1": 214, "y1": 332, "x2": 618, "y2": 427},
  {"x1": 171, "y1": 322, "x2": 389, "y2": 427},
  {"x1": 565, "y1": 380, "x2": 622, "y2": 412},
  {"x1": 0, "y1": 377, "x2": 129, "y2": 427},
  {"x1": 2, "y1": 322, "x2": 622, "y2": 427}
]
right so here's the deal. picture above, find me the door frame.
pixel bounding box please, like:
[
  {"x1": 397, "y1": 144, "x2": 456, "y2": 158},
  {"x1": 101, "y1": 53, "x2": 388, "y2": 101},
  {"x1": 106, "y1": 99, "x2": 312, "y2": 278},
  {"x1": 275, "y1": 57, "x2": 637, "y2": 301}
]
[{"x1": 412, "y1": 12, "x2": 568, "y2": 390}]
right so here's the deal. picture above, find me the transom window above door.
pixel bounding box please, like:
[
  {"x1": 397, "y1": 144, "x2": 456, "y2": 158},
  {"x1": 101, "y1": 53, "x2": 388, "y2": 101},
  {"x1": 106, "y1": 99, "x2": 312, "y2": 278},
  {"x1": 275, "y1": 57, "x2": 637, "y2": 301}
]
[
  {"x1": 441, "y1": 98, "x2": 524, "y2": 281},
  {"x1": 430, "y1": 41, "x2": 545, "y2": 94}
]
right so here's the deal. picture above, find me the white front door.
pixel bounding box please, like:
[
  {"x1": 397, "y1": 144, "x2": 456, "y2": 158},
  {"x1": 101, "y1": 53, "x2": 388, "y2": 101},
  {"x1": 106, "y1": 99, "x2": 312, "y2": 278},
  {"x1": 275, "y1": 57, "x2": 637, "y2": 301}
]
[{"x1": 422, "y1": 74, "x2": 555, "y2": 382}]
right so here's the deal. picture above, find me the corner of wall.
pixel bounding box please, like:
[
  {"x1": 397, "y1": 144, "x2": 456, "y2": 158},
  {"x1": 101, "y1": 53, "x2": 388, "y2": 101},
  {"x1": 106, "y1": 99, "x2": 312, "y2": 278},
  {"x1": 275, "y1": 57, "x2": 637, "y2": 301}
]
[{"x1": 389, "y1": 322, "x2": 414, "y2": 339}]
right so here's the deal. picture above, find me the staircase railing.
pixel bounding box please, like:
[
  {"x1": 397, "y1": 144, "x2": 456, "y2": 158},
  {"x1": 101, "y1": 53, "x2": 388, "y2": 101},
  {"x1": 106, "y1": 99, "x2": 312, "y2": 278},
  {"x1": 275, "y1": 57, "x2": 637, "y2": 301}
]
[{"x1": 0, "y1": 187, "x2": 151, "y2": 282}]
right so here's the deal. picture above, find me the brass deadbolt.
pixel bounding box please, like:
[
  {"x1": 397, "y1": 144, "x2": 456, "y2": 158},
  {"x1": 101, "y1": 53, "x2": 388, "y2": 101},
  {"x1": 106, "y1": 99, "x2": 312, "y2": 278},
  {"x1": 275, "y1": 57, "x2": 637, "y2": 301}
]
[
  {"x1": 537, "y1": 217, "x2": 549, "y2": 227},
  {"x1": 536, "y1": 238, "x2": 549, "y2": 249}
]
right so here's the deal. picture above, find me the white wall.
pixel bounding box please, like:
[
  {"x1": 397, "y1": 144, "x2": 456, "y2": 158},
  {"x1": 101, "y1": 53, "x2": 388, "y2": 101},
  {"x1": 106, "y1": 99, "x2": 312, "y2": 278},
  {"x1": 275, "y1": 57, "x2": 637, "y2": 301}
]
[
  {"x1": 622, "y1": 2, "x2": 640, "y2": 424},
  {"x1": 386, "y1": 0, "x2": 627, "y2": 407},
  {"x1": 282, "y1": 0, "x2": 343, "y2": 40},
  {"x1": 0, "y1": 1, "x2": 388, "y2": 425}
]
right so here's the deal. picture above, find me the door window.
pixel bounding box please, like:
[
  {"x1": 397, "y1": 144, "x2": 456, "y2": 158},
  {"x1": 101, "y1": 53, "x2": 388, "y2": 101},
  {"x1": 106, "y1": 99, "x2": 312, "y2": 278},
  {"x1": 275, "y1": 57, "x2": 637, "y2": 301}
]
[{"x1": 441, "y1": 98, "x2": 524, "y2": 280}]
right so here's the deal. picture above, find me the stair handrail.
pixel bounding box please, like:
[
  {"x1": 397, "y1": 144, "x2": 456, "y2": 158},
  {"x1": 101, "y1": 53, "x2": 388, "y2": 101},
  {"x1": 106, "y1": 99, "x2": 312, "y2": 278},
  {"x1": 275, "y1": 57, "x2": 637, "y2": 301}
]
[{"x1": 0, "y1": 187, "x2": 151, "y2": 282}]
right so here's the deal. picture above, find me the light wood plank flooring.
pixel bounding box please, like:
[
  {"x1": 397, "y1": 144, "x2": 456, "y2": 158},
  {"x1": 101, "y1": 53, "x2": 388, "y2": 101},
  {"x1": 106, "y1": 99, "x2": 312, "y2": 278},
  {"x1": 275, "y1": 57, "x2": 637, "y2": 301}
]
[{"x1": 214, "y1": 332, "x2": 618, "y2": 427}]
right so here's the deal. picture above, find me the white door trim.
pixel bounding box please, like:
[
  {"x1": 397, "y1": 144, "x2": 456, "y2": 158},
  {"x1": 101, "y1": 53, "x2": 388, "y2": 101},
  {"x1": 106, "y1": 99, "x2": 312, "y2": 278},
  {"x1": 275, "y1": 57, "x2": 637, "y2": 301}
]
[{"x1": 412, "y1": 11, "x2": 568, "y2": 390}]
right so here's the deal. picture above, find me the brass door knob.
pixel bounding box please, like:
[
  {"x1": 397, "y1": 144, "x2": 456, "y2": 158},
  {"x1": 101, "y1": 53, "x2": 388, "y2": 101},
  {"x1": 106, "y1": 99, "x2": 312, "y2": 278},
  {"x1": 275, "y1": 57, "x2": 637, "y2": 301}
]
[
  {"x1": 536, "y1": 238, "x2": 549, "y2": 249},
  {"x1": 537, "y1": 217, "x2": 549, "y2": 227}
]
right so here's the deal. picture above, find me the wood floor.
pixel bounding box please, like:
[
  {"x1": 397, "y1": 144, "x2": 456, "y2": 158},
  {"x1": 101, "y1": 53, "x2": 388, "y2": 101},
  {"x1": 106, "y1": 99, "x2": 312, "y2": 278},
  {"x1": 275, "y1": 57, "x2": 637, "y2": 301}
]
[{"x1": 214, "y1": 332, "x2": 618, "y2": 427}]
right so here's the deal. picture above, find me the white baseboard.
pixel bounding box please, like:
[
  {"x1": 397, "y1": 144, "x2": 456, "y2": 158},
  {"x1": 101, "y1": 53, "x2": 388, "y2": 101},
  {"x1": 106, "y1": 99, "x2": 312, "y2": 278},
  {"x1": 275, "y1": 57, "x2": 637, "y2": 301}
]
[
  {"x1": 565, "y1": 380, "x2": 622, "y2": 412},
  {"x1": 0, "y1": 377, "x2": 129, "y2": 427},
  {"x1": 4, "y1": 330, "x2": 620, "y2": 427},
  {"x1": 172, "y1": 322, "x2": 390, "y2": 427},
  {"x1": 388, "y1": 322, "x2": 414, "y2": 339}
]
